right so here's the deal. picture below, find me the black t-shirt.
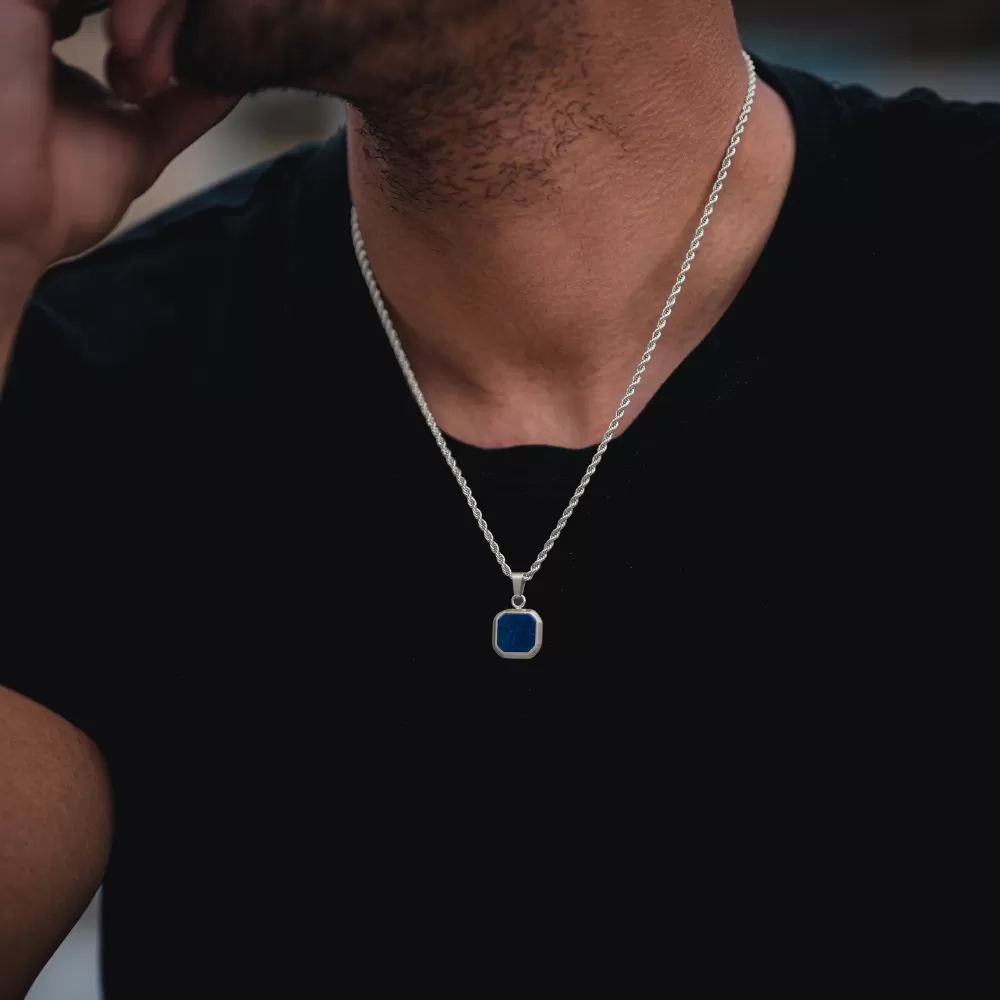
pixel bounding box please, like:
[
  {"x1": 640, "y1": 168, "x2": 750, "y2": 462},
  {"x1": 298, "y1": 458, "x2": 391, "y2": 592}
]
[{"x1": 0, "y1": 61, "x2": 994, "y2": 993}]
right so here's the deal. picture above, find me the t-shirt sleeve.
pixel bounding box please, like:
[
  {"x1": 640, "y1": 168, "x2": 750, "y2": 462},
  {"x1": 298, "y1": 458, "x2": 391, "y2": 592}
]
[
  {"x1": 1, "y1": 142, "x2": 321, "y2": 755},
  {"x1": 2, "y1": 302, "x2": 117, "y2": 751},
  {"x1": 1, "y1": 244, "x2": 174, "y2": 756}
]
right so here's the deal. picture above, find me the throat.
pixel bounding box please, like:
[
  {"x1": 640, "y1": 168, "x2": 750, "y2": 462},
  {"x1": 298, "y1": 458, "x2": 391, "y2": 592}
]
[
  {"x1": 348, "y1": 25, "x2": 797, "y2": 451},
  {"x1": 402, "y1": 328, "x2": 695, "y2": 450},
  {"x1": 423, "y1": 381, "x2": 638, "y2": 451}
]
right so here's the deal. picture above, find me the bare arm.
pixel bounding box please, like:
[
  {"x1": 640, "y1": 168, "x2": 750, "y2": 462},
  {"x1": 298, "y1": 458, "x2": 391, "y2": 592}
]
[{"x1": 0, "y1": 686, "x2": 112, "y2": 1000}]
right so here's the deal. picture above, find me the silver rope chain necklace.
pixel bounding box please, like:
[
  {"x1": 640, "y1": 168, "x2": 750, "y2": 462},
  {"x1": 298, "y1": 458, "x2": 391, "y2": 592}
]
[{"x1": 352, "y1": 52, "x2": 757, "y2": 659}]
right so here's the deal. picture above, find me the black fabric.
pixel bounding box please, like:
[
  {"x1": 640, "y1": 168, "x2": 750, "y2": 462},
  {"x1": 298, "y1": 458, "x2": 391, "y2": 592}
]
[{"x1": 0, "y1": 60, "x2": 994, "y2": 992}]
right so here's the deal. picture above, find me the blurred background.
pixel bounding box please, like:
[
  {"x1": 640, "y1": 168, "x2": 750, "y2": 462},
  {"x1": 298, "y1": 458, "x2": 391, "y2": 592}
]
[{"x1": 28, "y1": 1, "x2": 1000, "y2": 997}]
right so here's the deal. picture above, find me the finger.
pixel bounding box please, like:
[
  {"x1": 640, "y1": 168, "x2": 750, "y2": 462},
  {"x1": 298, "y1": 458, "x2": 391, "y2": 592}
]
[
  {"x1": 105, "y1": 0, "x2": 183, "y2": 103},
  {"x1": 105, "y1": 44, "x2": 145, "y2": 103},
  {"x1": 140, "y1": 0, "x2": 184, "y2": 95},
  {"x1": 107, "y1": 0, "x2": 173, "y2": 60},
  {"x1": 129, "y1": 82, "x2": 237, "y2": 194},
  {"x1": 0, "y1": 2, "x2": 54, "y2": 95},
  {"x1": 0, "y1": 2, "x2": 54, "y2": 188}
]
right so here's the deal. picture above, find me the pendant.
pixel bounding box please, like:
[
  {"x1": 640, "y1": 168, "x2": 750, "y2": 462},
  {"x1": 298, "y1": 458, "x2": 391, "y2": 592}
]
[{"x1": 493, "y1": 572, "x2": 543, "y2": 659}]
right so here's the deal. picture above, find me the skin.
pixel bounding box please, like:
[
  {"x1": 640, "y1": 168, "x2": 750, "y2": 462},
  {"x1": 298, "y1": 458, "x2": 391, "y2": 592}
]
[
  {"x1": 0, "y1": 3, "x2": 794, "y2": 991},
  {"x1": 0, "y1": 687, "x2": 112, "y2": 1000},
  {"x1": 0, "y1": 0, "x2": 234, "y2": 377}
]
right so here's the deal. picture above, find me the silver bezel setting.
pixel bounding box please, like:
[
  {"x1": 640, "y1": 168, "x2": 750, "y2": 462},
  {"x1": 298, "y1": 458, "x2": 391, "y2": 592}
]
[{"x1": 492, "y1": 609, "x2": 544, "y2": 660}]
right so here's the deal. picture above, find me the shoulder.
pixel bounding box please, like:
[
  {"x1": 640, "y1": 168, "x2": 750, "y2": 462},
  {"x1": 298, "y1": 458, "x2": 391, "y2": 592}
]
[
  {"x1": 767, "y1": 58, "x2": 1000, "y2": 143},
  {"x1": 2, "y1": 136, "x2": 338, "y2": 411},
  {"x1": 761, "y1": 60, "x2": 1000, "y2": 329},
  {"x1": 766, "y1": 61, "x2": 1000, "y2": 198},
  {"x1": 754, "y1": 63, "x2": 997, "y2": 431},
  {"x1": 839, "y1": 79, "x2": 1000, "y2": 190}
]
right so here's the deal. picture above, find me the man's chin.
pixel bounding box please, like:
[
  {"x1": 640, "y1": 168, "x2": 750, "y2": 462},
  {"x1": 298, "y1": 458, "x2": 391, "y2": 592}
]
[
  {"x1": 171, "y1": 1, "x2": 258, "y2": 96},
  {"x1": 168, "y1": 0, "x2": 504, "y2": 102},
  {"x1": 171, "y1": 10, "x2": 347, "y2": 97}
]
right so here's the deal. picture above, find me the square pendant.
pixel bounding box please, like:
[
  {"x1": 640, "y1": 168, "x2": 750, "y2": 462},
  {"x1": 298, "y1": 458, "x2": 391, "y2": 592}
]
[{"x1": 493, "y1": 609, "x2": 543, "y2": 659}]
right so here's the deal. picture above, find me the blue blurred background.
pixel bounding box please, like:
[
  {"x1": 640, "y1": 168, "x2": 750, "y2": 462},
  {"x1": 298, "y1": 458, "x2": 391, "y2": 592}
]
[{"x1": 31, "y1": 1, "x2": 1000, "y2": 997}]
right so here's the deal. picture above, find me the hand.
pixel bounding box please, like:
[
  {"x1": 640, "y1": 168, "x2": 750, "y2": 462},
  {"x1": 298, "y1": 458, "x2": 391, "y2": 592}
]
[{"x1": 0, "y1": 0, "x2": 237, "y2": 280}]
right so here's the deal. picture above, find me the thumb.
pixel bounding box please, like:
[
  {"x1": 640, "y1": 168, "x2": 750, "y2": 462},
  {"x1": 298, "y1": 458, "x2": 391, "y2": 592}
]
[{"x1": 129, "y1": 83, "x2": 238, "y2": 196}]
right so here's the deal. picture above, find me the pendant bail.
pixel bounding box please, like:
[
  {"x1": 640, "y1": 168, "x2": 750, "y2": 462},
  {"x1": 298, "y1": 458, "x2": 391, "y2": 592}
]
[{"x1": 511, "y1": 572, "x2": 527, "y2": 610}]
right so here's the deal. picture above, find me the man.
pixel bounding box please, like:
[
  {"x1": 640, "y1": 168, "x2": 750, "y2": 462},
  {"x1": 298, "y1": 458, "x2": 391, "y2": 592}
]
[{"x1": 0, "y1": 1, "x2": 990, "y2": 996}]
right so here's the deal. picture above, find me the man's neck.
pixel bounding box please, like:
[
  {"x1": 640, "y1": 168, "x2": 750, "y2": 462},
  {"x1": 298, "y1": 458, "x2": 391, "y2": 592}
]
[{"x1": 347, "y1": 1, "x2": 795, "y2": 448}]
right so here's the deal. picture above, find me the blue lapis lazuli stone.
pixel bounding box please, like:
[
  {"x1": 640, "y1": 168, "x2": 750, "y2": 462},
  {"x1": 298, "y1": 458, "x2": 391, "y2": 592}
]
[{"x1": 496, "y1": 612, "x2": 537, "y2": 654}]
